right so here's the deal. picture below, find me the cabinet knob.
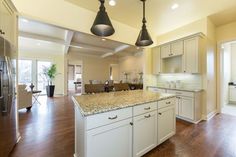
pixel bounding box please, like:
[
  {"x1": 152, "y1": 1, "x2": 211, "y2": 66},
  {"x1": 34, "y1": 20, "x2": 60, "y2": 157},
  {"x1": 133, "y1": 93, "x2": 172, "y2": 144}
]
[
  {"x1": 108, "y1": 115, "x2": 118, "y2": 120},
  {"x1": 166, "y1": 101, "x2": 171, "y2": 104},
  {"x1": 130, "y1": 122, "x2": 133, "y2": 126},
  {"x1": 144, "y1": 107, "x2": 151, "y2": 110},
  {"x1": 158, "y1": 113, "x2": 162, "y2": 115},
  {"x1": 144, "y1": 114, "x2": 151, "y2": 118}
]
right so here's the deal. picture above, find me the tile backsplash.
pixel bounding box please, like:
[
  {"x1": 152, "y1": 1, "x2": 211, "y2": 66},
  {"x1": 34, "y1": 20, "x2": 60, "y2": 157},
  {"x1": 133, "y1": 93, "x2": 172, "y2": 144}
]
[{"x1": 155, "y1": 74, "x2": 202, "y2": 89}]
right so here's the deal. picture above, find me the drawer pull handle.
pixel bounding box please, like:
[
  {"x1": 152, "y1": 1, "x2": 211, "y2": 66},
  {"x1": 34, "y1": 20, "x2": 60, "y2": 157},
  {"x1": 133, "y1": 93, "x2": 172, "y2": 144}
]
[
  {"x1": 108, "y1": 115, "x2": 118, "y2": 120},
  {"x1": 166, "y1": 101, "x2": 171, "y2": 104},
  {"x1": 158, "y1": 113, "x2": 162, "y2": 115},
  {"x1": 144, "y1": 107, "x2": 151, "y2": 110},
  {"x1": 144, "y1": 114, "x2": 151, "y2": 118}
]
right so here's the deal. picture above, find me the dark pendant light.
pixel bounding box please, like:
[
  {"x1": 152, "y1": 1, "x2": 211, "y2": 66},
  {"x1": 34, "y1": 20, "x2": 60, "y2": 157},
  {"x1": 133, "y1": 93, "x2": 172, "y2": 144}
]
[
  {"x1": 135, "y1": 0, "x2": 153, "y2": 47},
  {"x1": 91, "y1": 0, "x2": 115, "y2": 37}
]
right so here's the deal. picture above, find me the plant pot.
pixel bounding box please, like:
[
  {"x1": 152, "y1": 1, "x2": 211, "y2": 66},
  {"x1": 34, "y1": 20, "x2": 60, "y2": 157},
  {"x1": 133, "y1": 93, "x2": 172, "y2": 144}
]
[{"x1": 46, "y1": 85, "x2": 55, "y2": 97}]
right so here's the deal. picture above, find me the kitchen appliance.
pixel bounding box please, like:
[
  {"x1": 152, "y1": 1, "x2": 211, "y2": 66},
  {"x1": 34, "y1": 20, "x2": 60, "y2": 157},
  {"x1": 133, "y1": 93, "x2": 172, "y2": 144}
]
[{"x1": 0, "y1": 36, "x2": 17, "y2": 157}]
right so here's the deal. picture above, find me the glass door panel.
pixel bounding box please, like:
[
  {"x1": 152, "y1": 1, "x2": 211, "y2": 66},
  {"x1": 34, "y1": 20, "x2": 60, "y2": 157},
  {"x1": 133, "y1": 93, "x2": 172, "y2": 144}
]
[
  {"x1": 37, "y1": 61, "x2": 51, "y2": 94},
  {"x1": 18, "y1": 60, "x2": 32, "y2": 86}
]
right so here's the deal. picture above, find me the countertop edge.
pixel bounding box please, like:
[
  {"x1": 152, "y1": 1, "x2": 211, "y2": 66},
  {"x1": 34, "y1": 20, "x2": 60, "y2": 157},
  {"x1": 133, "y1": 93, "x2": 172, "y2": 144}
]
[
  {"x1": 147, "y1": 86, "x2": 204, "y2": 92},
  {"x1": 72, "y1": 94, "x2": 176, "y2": 117}
]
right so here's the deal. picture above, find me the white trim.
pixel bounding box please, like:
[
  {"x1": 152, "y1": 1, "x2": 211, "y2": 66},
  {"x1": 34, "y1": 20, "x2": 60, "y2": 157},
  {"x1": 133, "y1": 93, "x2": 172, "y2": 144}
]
[
  {"x1": 176, "y1": 116, "x2": 202, "y2": 124},
  {"x1": 202, "y1": 110, "x2": 218, "y2": 121},
  {"x1": 73, "y1": 154, "x2": 78, "y2": 157}
]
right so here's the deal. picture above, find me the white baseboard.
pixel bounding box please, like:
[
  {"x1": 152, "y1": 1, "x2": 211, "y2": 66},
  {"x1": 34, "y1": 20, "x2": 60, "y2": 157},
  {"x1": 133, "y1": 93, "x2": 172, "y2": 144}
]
[
  {"x1": 202, "y1": 110, "x2": 218, "y2": 121},
  {"x1": 74, "y1": 154, "x2": 78, "y2": 157}
]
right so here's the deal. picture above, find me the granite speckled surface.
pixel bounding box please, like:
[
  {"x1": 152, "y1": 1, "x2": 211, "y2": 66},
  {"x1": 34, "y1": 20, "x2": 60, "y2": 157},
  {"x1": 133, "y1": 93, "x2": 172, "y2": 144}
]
[{"x1": 72, "y1": 90, "x2": 175, "y2": 117}]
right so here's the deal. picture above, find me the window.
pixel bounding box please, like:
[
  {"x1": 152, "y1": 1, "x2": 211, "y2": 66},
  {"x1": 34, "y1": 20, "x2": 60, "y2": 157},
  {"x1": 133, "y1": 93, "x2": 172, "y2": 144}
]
[
  {"x1": 37, "y1": 61, "x2": 52, "y2": 94},
  {"x1": 18, "y1": 60, "x2": 32, "y2": 85}
]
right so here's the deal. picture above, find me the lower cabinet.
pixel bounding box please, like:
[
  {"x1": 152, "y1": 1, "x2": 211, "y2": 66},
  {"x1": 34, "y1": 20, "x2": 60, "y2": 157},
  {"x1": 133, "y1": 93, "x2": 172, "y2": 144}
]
[
  {"x1": 157, "y1": 105, "x2": 176, "y2": 144},
  {"x1": 87, "y1": 118, "x2": 133, "y2": 157},
  {"x1": 133, "y1": 111, "x2": 157, "y2": 157},
  {"x1": 179, "y1": 96, "x2": 194, "y2": 120}
]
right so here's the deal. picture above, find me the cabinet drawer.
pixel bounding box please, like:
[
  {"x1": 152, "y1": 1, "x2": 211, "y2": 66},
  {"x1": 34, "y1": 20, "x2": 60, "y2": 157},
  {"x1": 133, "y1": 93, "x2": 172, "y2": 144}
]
[
  {"x1": 86, "y1": 107, "x2": 132, "y2": 130},
  {"x1": 158, "y1": 98, "x2": 176, "y2": 109},
  {"x1": 133, "y1": 102, "x2": 157, "y2": 116},
  {"x1": 167, "y1": 90, "x2": 194, "y2": 97}
]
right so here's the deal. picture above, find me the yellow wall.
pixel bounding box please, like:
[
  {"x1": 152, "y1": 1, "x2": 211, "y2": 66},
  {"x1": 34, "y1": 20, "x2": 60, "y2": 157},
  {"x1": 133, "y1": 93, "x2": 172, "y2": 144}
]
[
  {"x1": 216, "y1": 21, "x2": 236, "y2": 43},
  {"x1": 66, "y1": 52, "x2": 118, "y2": 93},
  {"x1": 19, "y1": 52, "x2": 65, "y2": 95},
  {"x1": 118, "y1": 53, "x2": 144, "y2": 83}
]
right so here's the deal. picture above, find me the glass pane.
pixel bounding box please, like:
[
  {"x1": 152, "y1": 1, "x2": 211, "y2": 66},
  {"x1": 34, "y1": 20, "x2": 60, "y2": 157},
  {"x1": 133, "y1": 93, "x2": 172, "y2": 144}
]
[
  {"x1": 18, "y1": 60, "x2": 32, "y2": 85},
  {"x1": 37, "y1": 61, "x2": 52, "y2": 94}
]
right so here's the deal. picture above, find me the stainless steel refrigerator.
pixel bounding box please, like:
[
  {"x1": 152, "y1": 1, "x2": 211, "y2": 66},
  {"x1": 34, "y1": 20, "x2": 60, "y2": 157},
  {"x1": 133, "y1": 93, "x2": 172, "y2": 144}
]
[{"x1": 0, "y1": 36, "x2": 17, "y2": 157}]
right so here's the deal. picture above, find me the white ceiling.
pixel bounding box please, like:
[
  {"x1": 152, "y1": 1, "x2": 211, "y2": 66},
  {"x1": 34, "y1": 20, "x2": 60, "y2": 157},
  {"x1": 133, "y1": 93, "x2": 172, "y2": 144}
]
[
  {"x1": 18, "y1": 17, "x2": 141, "y2": 57},
  {"x1": 67, "y1": 0, "x2": 236, "y2": 35}
]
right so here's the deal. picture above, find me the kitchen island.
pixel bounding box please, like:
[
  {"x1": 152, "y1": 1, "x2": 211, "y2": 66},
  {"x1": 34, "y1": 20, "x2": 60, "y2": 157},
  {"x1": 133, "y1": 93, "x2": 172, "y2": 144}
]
[{"x1": 72, "y1": 90, "x2": 176, "y2": 157}]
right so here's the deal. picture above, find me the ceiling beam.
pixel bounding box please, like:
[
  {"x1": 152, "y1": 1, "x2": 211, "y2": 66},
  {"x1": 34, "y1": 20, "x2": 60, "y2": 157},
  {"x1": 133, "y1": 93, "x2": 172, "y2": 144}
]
[
  {"x1": 19, "y1": 31, "x2": 115, "y2": 53},
  {"x1": 101, "y1": 44, "x2": 130, "y2": 58},
  {"x1": 19, "y1": 31, "x2": 65, "y2": 44},
  {"x1": 70, "y1": 42, "x2": 114, "y2": 53},
  {"x1": 64, "y1": 30, "x2": 74, "y2": 54}
]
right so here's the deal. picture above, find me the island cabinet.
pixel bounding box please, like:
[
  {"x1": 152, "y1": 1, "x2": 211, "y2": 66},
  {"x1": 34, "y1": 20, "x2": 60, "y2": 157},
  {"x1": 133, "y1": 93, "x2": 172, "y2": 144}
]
[
  {"x1": 133, "y1": 102, "x2": 158, "y2": 157},
  {"x1": 73, "y1": 96, "x2": 176, "y2": 157},
  {"x1": 157, "y1": 99, "x2": 176, "y2": 144}
]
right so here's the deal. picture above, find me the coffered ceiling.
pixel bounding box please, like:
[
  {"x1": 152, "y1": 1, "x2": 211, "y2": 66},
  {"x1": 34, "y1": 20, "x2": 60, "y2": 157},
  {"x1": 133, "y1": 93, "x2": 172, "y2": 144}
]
[
  {"x1": 18, "y1": 17, "x2": 141, "y2": 57},
  {"x1": 67, "y1": 0, "x2": 236, "y2": 35}
]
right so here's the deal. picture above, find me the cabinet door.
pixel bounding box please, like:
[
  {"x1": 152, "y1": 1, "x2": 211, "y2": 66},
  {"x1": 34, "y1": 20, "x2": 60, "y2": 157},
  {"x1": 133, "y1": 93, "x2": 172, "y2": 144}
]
[
  {"x1": 158, "y1": 105, "x2": 176, "y2": 145},
  {"x1": 0, "y1": 0, "x2": 14, "y2": 43},
  {"x1": 171, "y1": 40, "x2": 183, "y2": 56},
  {"x1": 161, "y1": 44, "x2": 171, "y2": 58},
  {"x1": 229, "y1": 87, "x2": 236, "y2": 102},
  {"x1": 179, "y1": 97, "x2": 194, "y2": 120},
  {"x1": 87, "y1": 118, "x2": 132, "y2": 157},
  {"x1": 152, "y1": 46, "x2": 161, "y2": 74},
  {"x1": 175, "y1": 98, "x2": 179, "y2": 115},
  {"x1": 183, "y1": 37, "x2": 200, "y2": 73},
  {"x1": 133, "y1": 111, "x2": 157, "y2": 157}
]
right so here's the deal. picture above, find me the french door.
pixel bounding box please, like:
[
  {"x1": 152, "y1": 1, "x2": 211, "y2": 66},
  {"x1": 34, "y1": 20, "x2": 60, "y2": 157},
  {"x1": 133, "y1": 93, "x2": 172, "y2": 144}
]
[{"x1": 18, "y1": 59, "x2": 52, "y2": 94}]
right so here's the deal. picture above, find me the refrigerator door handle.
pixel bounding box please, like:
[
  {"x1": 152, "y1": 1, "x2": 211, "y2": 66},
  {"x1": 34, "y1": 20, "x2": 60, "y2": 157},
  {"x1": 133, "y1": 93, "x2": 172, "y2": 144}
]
[{"x1": 5, "y1": 56, "x2": 13, "y2": 114}]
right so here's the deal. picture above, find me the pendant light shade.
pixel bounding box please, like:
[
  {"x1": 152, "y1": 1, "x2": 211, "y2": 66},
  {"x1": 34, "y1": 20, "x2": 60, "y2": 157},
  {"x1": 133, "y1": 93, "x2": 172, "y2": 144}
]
[
  {"x1": 91, "y1": 0, "x2": 115, "y2": 37},
  {"x1": 135, "y1": 0, "x2": 153, "y2": 47}
]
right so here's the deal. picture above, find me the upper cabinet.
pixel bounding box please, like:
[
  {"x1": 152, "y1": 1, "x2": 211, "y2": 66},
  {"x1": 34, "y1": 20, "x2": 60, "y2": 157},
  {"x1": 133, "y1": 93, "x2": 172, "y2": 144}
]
[
  {"x1": 161, "y1": 41, "x2": 183, "y2": 59},
  {"x1": 152, "y1": 33, "x2": 204, "y2": 74},
  {"x1": 0, "y1": 0, "x2": 16, "y2": 45},
  {"x1": 183, "y1": 37, "x2": 202, "y2": 73}
]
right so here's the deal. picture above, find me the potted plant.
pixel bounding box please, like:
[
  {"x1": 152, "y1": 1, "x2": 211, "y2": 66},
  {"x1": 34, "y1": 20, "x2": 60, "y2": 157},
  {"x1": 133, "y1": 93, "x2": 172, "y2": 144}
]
[{"x1": 42, "y1": 64, "x2": 58, "y2": 97}]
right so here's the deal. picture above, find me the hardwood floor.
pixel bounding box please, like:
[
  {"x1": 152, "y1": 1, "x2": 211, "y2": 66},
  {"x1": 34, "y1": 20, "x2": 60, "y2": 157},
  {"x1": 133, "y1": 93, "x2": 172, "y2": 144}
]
[{"x1": 9, "y1": 95, "x2": 236, "y2": 157}]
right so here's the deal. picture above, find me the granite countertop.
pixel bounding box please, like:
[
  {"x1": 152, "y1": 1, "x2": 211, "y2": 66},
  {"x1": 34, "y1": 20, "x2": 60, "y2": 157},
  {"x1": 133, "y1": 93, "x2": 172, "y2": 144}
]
[
  {"x1": 148, "y1": 86, "x2": 203, "y2": 92},
  {"x1": 72, "y1": 90, "x2": 175, "y2": 117}
]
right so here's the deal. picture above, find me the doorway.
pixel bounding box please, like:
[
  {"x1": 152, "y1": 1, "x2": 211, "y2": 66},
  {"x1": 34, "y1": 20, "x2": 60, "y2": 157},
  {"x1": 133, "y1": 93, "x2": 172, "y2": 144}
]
[
  {"x1": 219, "y1": 41, "x2": 236, "y2": 116},
  {"x1": 18, "y1": 59, "x2": 52, "y2": 94},
  {"x1": 67, "y1": 63, "x2": 82, "y2": 95}
]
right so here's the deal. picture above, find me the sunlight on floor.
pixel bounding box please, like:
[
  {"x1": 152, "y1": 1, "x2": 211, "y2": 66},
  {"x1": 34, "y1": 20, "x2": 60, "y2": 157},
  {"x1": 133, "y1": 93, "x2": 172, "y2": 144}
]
[{"x1": 222, "y1": 104, "x2": 236, "y2": 116}]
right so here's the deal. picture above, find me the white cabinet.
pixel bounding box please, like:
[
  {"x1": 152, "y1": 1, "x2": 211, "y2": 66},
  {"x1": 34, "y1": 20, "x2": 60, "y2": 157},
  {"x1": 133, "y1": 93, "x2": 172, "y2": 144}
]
[
  {"x1": 167, "y1": 89, "x2": 202, "y2": 123},
  {"x1": 0, "y1": 0, "x2": 16, "y2": 44},
  {"x1": 87, "y1": 118, "x2": 133, "y2": 157},
  {"x1": 161, "y1": 41, "x2": 183, "y2": 59},
  {"x1": 183, "y1": 37, "x2": 202, "y2": 73},
  {"x1": 133, "y1": 111, "x2": 157, "y2": 157},
  {"x1": 229, "y1": 86, "x2": 236, "y2": 102},
  {"x1": 179, "y1": 97, "x2": 194, "y2": 120},
  {"x1": 157, "y1": 105, "x2": 175, "y2": 145},
  {"x1": 171, "y1": 40, "x2": 183, "y2": 56},
  {"x1": 160, "y1": 44, "x2": 171, "y2": 58},
  {"x1": 152, "y1": 46, "x2": 161, "y2": 74}
]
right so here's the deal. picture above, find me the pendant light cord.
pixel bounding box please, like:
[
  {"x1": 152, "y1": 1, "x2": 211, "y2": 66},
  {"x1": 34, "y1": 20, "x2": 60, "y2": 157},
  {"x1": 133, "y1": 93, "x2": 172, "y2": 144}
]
[
  {"x1": 142, "y1": 0, "x2": 146, "y2": 24},
  {"x1": 99, "y1": 0, "x2": 105, "y2": 11}
]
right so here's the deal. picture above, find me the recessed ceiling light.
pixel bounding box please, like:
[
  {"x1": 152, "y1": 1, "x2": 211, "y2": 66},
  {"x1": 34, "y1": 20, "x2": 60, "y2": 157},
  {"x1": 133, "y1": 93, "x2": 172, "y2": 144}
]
[
  {"x1": 22, "y1": 18, "x2": 29, "y2": 23},
  {"x1": 109, "y1": 0, "x2": 116, "y2": 6},
  {"x1": 171, "y1": 3, "x2": 179, "y2": 10},
  {"x1": 102, "y1": 38, "x2": 106, "y2": 41}
]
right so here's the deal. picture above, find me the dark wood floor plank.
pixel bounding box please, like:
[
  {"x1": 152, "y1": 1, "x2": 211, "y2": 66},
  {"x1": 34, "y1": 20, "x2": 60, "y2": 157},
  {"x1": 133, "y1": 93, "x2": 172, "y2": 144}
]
[{"x1": 9, "y1": 96, "x2": 236, "y2": 157}]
